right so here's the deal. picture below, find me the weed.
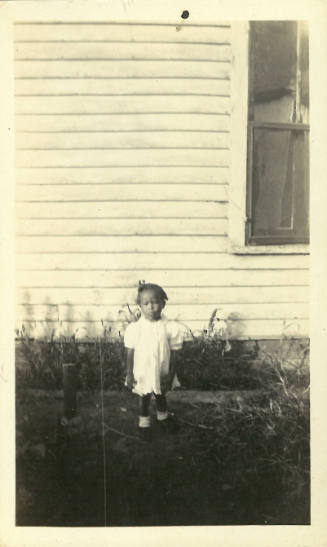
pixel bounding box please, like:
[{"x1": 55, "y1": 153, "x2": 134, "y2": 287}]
[{"x1": 16, "y1": 313, "x2": 309, "y2": 396}]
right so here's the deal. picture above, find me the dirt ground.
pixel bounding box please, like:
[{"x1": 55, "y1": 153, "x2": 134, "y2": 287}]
[{"x1": 16, "y1": 388, "x2": 308, "y2": 526}]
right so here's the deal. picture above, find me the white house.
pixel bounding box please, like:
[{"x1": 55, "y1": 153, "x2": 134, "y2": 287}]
[{"x1": 14, "y1": 14, "x2": 309, "y2": 343}]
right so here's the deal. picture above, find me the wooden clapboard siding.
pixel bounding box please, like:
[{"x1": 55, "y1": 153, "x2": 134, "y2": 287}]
[
  {"x1": 15, "y1": 131, "x2": 230, "y2": 149},
  {"x1": 16, "y1": 166, "x2": 229, "y2": 184},
  {"x1": 15, "y1": 42, "x2": 231, "y2": 61},
  {"x1": 15, "y1": 60, "x2": 230, "y2": 78},
  {"x1": 17, "y1": 303, "x2": 309, "y2": 322},
  {"x1": 18, "y1": 319, "x2": 309, "y2": 340},
  {"x1": 14, "y1": 21, "x2": 309, "y2": 340},
  {"x1": 16, "y1": 149, "x2": 229, "y2": 168},
  {"x1": 16, "y1": 269, "x2": 309, "y2": 288},
  {"x1": 16, "y1": 184, "x2": 228, "y2": 201},
  {"x1": 16, "y1": 201, "x2": 227, "y2": 219},
  {"x1": 16, "y1": 253, "x2": 309, "y2": 271},
  {"x1": 15, "y1": 78, "x2": 231, "y2": 96},
  {"x1": 15, "y1": 96, "x2": 230, "y2": 115},
  {"x1": 14, "y1": 23, "x2": 231, "y2": 44},
  {"x1": 16, "y1": 218, "x2": 228, "y2": 236},
  {"x1": 15, "y1": 114, "x2": 230, "y2": 132},
  {"x1": 17, "y1": 286, "x2": 309, "y2": 307},
  {"x1": 16, "y1": 235, "x2": 230, "y2": 254}
]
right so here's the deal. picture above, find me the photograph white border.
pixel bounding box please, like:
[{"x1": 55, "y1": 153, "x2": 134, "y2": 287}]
[{"x1": 1, "y1": 1, "x2": 326, "y2": 546}]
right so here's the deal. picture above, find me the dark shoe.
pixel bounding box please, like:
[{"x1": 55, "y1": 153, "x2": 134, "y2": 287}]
[
  {"x1": 157, "y1": 413, "x2": 179, "y2": 434},
  {"x1": 138, "y1": 426, "x2": 152, "y2": 442}
]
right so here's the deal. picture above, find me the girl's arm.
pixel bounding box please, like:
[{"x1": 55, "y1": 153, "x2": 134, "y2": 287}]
[{"x1": 126, "y1": 348, "x2": 135, "y2": 389}]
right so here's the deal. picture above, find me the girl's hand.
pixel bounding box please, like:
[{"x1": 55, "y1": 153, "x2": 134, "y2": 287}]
[{"x1": 126, "y1": 372, "x2": 135, "y2": 390}]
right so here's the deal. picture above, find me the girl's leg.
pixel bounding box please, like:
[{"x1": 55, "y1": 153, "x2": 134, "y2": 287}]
[
  {"x1": 155, "y1": 394, "x2": 168, "y2": 419},
  {"x1": 138, "y1": 394, "x2": 152, "y2": 440},
  {"x1": 139, "y1": 393, "x2": 151, "y2": 417},
  {"x1": 155, "y1": 394, "x2": 179, "y2": 433}
]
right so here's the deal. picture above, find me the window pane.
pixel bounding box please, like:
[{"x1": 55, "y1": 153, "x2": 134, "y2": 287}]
[
  {"x1": 250, "y1": 21, "x2": 298, "y2": 123},
  {"x1": 293, "y1": 130, "x2": 309, "y2": 235},
  {"x1": 251, "y1": 127, "x2": 309, "y2": 241}
]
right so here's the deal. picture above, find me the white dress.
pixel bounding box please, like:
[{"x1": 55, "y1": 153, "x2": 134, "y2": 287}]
[{"x1": 124, "y1": 315, "x2": 186, "y2": 396}]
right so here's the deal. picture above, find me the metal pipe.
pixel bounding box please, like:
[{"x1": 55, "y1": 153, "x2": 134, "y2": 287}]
[{"x1": 63, "y1": 363, "x2": 77, "y2": 418}]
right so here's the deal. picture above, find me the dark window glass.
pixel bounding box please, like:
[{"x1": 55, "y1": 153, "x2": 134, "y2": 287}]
[
  {"x1": 250, "y1": 21, "x2": 298, "y2": 123},
  {"x1": 250, "y1": 127, "x2": 309, "y2": 241},
  {"x1": 247, "y1": 21, "x2": 309, "y2": 245}
]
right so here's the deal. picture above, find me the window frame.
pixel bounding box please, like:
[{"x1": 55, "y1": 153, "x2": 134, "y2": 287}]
[
  {"x1": 229, "y1": 21, "x2": 310, "y2": 255},
  {"x1": 246, "y1": 120, "x2": 310, "y2": 245}
]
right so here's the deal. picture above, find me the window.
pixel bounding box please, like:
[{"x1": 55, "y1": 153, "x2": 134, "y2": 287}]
[{"x1": 246, "y1": 21, "x2": 309, "y2": 246}]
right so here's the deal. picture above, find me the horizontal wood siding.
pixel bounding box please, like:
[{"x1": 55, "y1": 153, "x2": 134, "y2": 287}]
[
  {"x1": 16, "y1": 253, "x2": 309, "y2": 270},
  {"x1": 15, "y1": 60, "x2": 230, "y2": 78},
  {"x1": 16, "y1": 184, "x2": 228, "y2": 201},
  {"x1": 15, "y1": 132, "x2": 230, "y2": 149},
  {"x1": 15, "y1": 115, "x2": 230, "y2": 132},
  {"x1": 17, "y1": 303, "x2": 309, "y2": 322},
  {"x1": 16, "y1": 218, "x2": 228, "y2": 236},
  {"x1": 15, "y1": 79, "x2": 231, "y2": 96},
  {"x1": 18, "y1": 319, "x2": 309, "y2": 340},
  {"x1": 17, "y1": 270, "x2": 309, "y2": 288},
  {"x1": 14, "y1": 24, "x2": 231, "y2": 44},
  {"x1": 15, "y1": 96, "x2": 230, "y2": 115},
  {"x1": 15, "y1": 21, "x2": 309, "y2": 340},
  {"x1": 17, "y1": 286, "x2": 309, "y2": 306},
  {"x1": 16, "y1": 201, "x2": 227, "y2": 218},
  {"x1": 15, "y1": 42, "x2": 232, "y2": 61},
  {"x1": 16, "y1": 236, "x2": 231, "y2": 254}
]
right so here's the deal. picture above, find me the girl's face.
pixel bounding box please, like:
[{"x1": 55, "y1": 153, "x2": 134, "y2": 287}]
[{"x1": 139, "y1": 289, "x2": 165, "y2": 321}]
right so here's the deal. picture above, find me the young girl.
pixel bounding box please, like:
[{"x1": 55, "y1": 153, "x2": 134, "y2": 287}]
[{"x1": 124, "y1": 283, "x2": 186, "y2": 441}]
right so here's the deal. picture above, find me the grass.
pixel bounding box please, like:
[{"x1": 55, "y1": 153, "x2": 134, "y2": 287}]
[{"x1": 15, "y1": 335, "x2": 310, "y2": 525}]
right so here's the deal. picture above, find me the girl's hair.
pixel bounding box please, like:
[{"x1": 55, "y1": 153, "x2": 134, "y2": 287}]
[{"x1": 136, "y1": 282, "x2": 168, "y2": 305}]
